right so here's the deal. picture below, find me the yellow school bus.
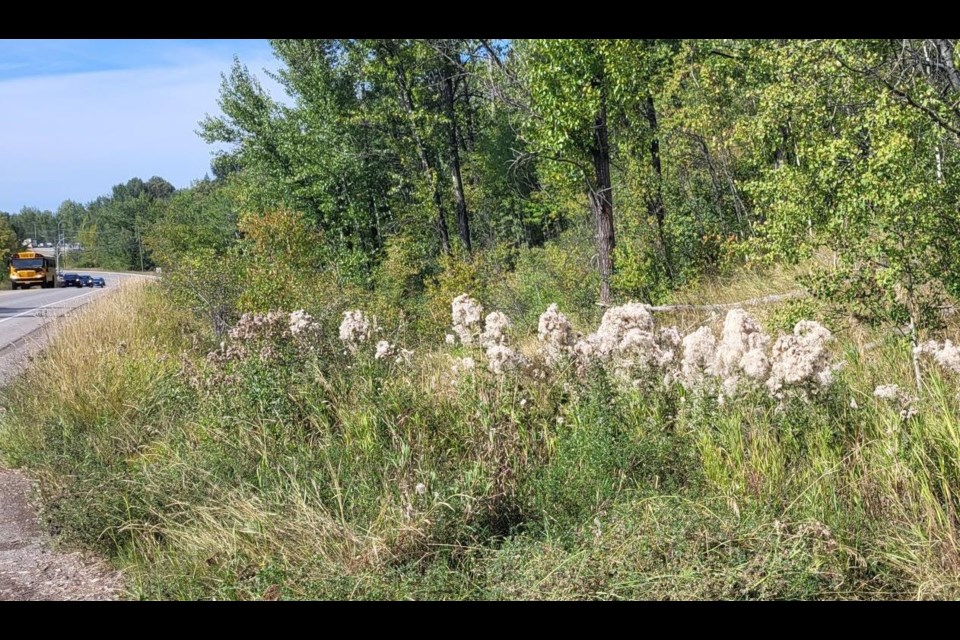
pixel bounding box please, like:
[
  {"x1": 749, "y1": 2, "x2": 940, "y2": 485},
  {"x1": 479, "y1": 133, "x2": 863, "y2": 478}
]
[{"x1": 8, "y1": 251, "x2": 56, "y2": 290}]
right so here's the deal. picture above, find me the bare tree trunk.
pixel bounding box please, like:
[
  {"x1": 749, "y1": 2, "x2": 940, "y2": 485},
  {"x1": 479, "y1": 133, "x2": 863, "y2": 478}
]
[
  {"x1": 933, "y1": 39, "x2": 960, "y2": 91},
  {"x1": 440, "y1": 46, "x2": 472, "y2": 253},
  {"x1": 392, "y1": 60, "x2": 451, "y2": 255},
  {"x1": 459, "y1": 73, "x2": 476, "y2": 153},
  {"x1": 644, "y1": 93, "x2": 674, "y2": 283},
  {"x1": 590, "y1": 91, "x2": 615, "y2": 306}
]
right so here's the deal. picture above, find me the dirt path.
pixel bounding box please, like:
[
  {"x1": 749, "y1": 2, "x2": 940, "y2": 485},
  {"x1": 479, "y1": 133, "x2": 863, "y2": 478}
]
[
  {"x1": 0, "y1": 469, "x2": 122, "y2": 600},
  {"x1": 1, "y1": 303, "x2": 124, "y2": 600}
]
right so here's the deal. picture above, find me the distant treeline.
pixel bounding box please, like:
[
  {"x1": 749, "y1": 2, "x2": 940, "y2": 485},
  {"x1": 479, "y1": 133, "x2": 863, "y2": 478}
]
[
  {"x1": 0, "y1": 175, "x2": 231, "y2": 272},
  {"x1": 6, "y1": 39, "x2": 960, "y2": 336}
]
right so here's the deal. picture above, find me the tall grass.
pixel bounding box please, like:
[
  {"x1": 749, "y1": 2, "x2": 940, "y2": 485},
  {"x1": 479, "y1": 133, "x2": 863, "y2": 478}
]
[{"x1": 2, "y1": 277, "x2": 960, "y2": 599}]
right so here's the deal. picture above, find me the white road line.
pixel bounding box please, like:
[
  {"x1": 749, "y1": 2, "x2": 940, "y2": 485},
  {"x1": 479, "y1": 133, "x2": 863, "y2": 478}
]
[{"x1": 0, "y1": 288, "x2": 106, "y2": 325}]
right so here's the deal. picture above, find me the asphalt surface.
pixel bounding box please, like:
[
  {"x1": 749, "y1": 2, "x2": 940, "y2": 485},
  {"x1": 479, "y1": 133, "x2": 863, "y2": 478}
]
[{"x1": 0, "y1": 272, "x2": 147, "y2": 385}]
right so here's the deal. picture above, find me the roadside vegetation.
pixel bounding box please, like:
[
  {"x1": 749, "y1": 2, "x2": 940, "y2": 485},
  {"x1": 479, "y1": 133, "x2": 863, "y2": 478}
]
[
  {"x1": 3, "y1": 257, "x2": 960, "y2": 599},
  {"x1": 4, "y1": 38, "x2": 960, "y2": 599}
]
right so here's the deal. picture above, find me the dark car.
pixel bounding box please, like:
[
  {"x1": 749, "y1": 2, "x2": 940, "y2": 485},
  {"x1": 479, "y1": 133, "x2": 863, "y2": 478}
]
[
  {"x1": 91, "y1": 276, "x2": 106, "y2": 288},
  {"x1": 61, "y1": 273, "x2": 82, "y2": 288},
  {"x1": 78, "y1": 275, "x2": 93, "y2": 287}
]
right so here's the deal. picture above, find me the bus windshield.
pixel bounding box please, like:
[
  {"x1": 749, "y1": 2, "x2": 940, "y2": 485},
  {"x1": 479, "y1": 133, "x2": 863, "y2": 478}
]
[{"x1": 11, "y1": 258, "x2": 45, "y2": 269}]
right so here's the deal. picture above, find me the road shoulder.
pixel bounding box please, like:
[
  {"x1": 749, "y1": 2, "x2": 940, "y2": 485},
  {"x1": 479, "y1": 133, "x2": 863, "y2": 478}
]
[
  {"x1": 0, "y1": 469, "x2": 122, "y2": 600},
  {"x1": 1, "y1": 282, "x2": 128, "y2": 600}
]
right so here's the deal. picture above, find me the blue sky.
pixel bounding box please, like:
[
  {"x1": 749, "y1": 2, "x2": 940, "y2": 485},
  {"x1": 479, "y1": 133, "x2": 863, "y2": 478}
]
[{"x1": 0, "y1": 39, "x2": 284, "y2": 213}]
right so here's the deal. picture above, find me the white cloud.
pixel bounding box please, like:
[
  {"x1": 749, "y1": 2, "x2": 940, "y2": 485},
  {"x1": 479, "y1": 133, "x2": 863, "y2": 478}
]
[{"x1": 0, "y1": 47, "x2": 284, "y2": 212}]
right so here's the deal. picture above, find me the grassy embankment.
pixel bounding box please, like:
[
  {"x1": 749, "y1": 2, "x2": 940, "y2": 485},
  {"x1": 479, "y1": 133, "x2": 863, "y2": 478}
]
[{"x1": 1, "y1": 271, "x2": 959, "y2": 600}]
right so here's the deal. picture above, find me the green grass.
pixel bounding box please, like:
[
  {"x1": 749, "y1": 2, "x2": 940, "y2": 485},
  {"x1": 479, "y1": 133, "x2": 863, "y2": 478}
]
[{"x1": 2, "y1": 276, "x2": 960, "y2": 599}]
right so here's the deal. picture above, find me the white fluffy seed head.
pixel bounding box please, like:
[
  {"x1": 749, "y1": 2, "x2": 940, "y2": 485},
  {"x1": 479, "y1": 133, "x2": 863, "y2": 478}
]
[
  {"x1": 538, "y1": 304, "x2": 578, "y2": 365},
  {"x1": 915, "y1": 339, "x2": 960, "y2": 375},
  {"x1": 681, "y1": 326, "x2": 717, "y2": 388},
  {"x1": 339, "y1": 310, "x2": 373, "y2": 352},
  {"x1": 485, "y1": 344, "x2": 526, "y2": 375},
  {"x1": 589, "y1": 303, "x2": 655, "y2": 360},
  {"x1": 874, "y1": 383, "x2": 919, "y2": 419},
  {"x1": 451, "y1": 356, "x2": 476, "y2": 376},
  {"x1": 766, "y1": 320, "x2": 833, "y2": 397},
  {"x1": 375, "y1": 340, "x2": 395, "y2": 360},
  {"x1": 740, "y1": 349, "x2": 771, "y2": 380},
  {"x1": 873, "y1": 383, "x2": 902, "y2": 400},
  {"x1": 713, "y1": 308, "x2": 770, "y2": 380},
  {"x1": 481, "y1": 311, "x2": 512, "y2": 348},
  {"x1": 451, "y1": 294, "x2": 484, "y2": 345},
  {"x1": 289, "y1": 309, "x2": 317, "y2": 337}
]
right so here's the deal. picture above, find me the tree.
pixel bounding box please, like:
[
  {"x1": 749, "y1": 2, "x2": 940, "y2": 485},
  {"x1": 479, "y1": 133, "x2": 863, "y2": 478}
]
[
  {"x1": 0, "y1": 214, "x2": 18, "y2": 270},
  {"x1": 145, "y1": 179, "x2": 236, "y2": 269},
  {"x1": 519, "y1": 39, "x2": 617, "y2": 304}
]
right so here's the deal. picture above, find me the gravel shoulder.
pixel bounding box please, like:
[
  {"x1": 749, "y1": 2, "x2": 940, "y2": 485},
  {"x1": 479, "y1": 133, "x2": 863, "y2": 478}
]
[
  {"x1": 0, "y1": 469, "x2": 123, "y2": 600},
  {"x1": 1, "y1": 291, "x2": 125, "y2": 601}
]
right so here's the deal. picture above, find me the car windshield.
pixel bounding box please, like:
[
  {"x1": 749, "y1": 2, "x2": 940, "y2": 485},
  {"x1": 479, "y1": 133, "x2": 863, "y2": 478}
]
[{"x1": 11, "y1": 258, "x2": 44, "y2": 269}]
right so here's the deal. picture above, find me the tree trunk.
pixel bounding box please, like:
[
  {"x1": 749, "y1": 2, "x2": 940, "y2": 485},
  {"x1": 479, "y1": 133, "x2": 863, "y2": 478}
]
[
  {"x1": 461, "y1": 78, "x2": 476, "y2": 153},
  {"x1": 392, "y1": 60, "x2": 451, "y2": 255},
  {"x1": 933, "y1": 39, "x2": 960, "y2": 91},
  {"x1": 590, "y1": 91, "x2": 615, "y2": 306},
  {"x1": 644, "y1": 93, "x2": 674, "y2": 283},
  {"x1": 441, "y1": 48, "x2": 472, "y2": 253}
]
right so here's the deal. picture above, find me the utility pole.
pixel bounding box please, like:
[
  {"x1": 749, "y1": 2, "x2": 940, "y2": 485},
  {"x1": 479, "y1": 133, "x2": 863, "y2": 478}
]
[{"x1": 55, "y1": 219, "x2": 65, "y2": 285}]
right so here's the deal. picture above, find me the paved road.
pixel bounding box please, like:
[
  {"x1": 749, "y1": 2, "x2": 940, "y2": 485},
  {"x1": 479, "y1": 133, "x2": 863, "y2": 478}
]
[{"x1": 0, "y1": 272, "x2": 149, "y2": 382}]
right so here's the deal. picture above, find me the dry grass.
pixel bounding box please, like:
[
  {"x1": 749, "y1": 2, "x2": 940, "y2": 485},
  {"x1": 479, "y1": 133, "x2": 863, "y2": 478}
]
[{"x1": 4, "y1": 273, "x2": 960, "y2": 599}]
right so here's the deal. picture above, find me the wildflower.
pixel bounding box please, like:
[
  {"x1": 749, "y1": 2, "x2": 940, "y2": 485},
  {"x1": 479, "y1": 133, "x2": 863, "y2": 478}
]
[
  {"x1": 395, "y1": 348, "x2": 414, "y2": 366},
  {"x1": 915, "y1": 339, "x2": 960, "y2": 375},
  {"x1": 229, "y1": 310, "x2": 290, "y2": 342},
  {"x1": 538, "y1": 304, "x2": 577, "y2": 364},
  {"x1": 485, "y1": 344, "x2": 526, "y2": 375},
  {"x1": 451, "y1": 356, "x2": 476, "y2": 377},
  {"x1": 289, "y1": 309, "x2": 318, "y2": 337},
  {"x1": 739, "y1": 348, "x2": 770, "y2": 380},
  {"x1": 656, "y1": 327, "x2": 683, "y2": 367},
  {"x1": 451, "y1": 294, "x2": 484, "y2": 345},
  {"x1": 873, "y1": 384, "x2": 920, "y2": 420},
  {"x1": 572, "y1": 338, "x2": 597, "y2": 372},
  {"x1": 481, "y1": 311, "x2": 512, "y2": 348},
  {"x1": 339, "y1": 310, "x2": 373, "y2": 352},
  {"x1": 874, "y1": 383, "x2": 918, "y2": 420},
  {"x1": 711, "y1": 309, "x2": 771, "y2": 394},
  {"x1": 873, "y1": 384, "x2": 902, "y2": 401},
  {"x1": 901, "y1": 405, "x2": 919, "y2": 420},
  {"x1": 445, "y1": 334, "x2": 456, "y2": 345},
  {"x1": 414, "y1": 482, "x2": 427, "y2": 496},
  {"x1": 374, "y1": 340, "x2": 396, "y2": 361},
  {"x1": 680, "y1": 326, "x2": 717, "y2": 388},
  {"x1": 586, "y1": 303, "x2": 681, "y2": 385},
  {"x1": 766, "y1": 320, "x2": 834, "y2": 397},
  {"x1": 589, "y1": 302, "x2": 655, "y2": 360}
]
